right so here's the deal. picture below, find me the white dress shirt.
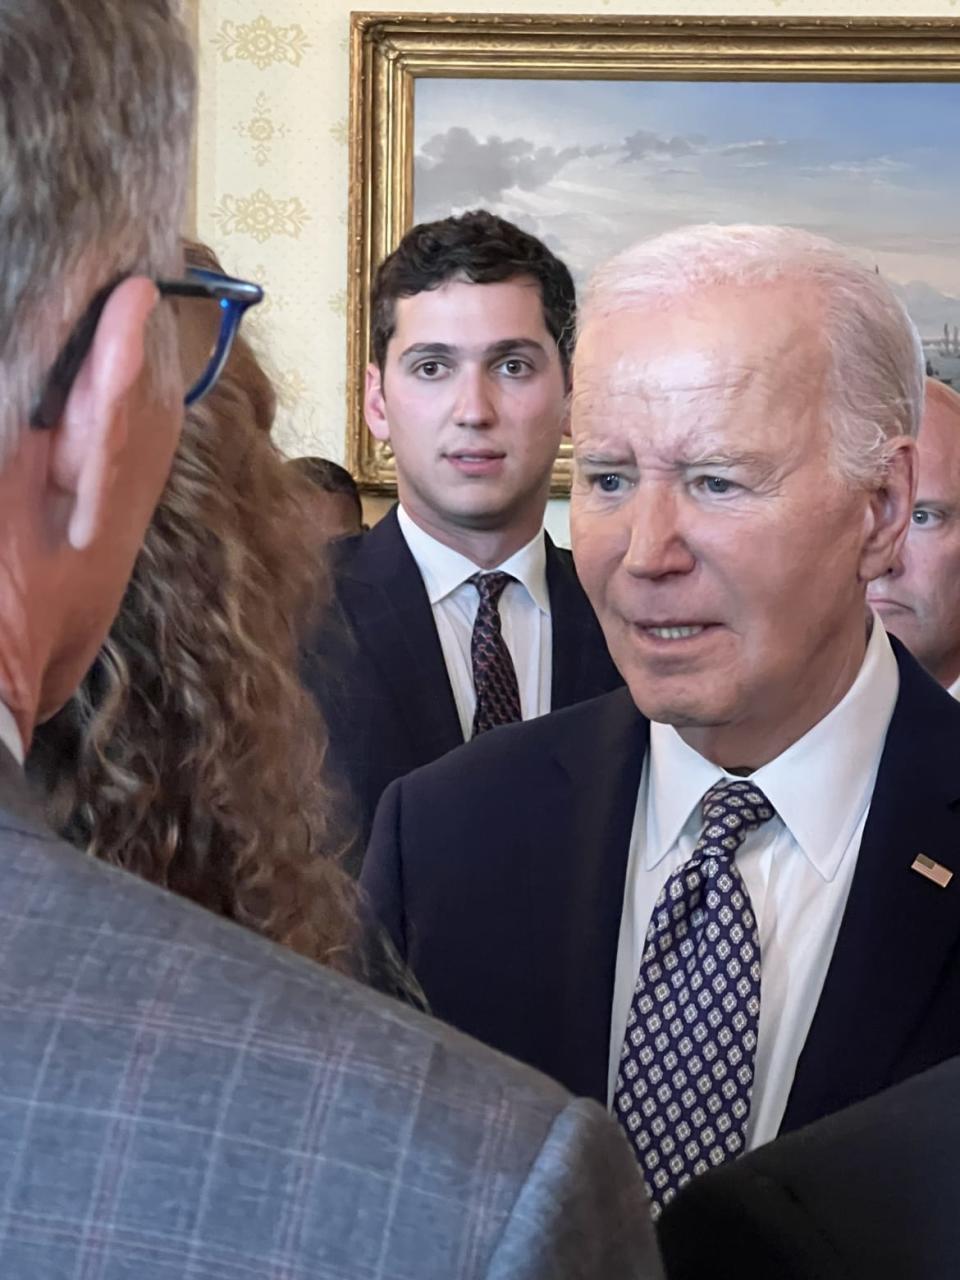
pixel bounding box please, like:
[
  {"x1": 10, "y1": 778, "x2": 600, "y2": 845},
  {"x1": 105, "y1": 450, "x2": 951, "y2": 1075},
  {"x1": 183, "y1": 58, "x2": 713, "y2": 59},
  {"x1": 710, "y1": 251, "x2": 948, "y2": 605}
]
[
  {"x1": 397, "y1": 506, "x2": 553, "y2": 741},
  {"x1": 0, "y1": 697, "x2": 24, "y2": 766},
  {"x1": 608, "y1": 615, "x2": 899, "y2": 1149},
  {"x1": 948, "y1": 673, "x2": 960, "y2": 701}
]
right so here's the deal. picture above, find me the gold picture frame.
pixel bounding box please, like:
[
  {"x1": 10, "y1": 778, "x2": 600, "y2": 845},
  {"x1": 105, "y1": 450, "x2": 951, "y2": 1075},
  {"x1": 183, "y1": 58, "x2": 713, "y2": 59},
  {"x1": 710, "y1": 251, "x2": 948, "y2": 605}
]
[{"x1": 347, "y1": 13, "x2": 960, "y2": 494}]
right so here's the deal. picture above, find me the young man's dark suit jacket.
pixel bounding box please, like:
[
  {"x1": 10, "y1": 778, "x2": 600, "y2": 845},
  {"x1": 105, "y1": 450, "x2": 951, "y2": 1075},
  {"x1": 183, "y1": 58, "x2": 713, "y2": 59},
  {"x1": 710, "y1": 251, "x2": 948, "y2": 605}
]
[
  {"x1": 304, "y1": 505, "x2": 622, "y2": 871},
  {"x1": 657, "y1": 1054, "x2": 960, "y2": 1280},
  {"x1": 362, "y1": 637, "x2": 960, "y2": 1138}
]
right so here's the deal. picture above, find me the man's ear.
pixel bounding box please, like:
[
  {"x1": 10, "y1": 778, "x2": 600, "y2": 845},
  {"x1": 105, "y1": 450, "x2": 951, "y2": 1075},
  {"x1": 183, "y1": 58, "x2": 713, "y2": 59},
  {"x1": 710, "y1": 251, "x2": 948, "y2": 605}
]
[
  {"x1": 859, "y1": 437, "x2": 918, "y2": 582},
  {"x1": 49, "y1": 277, "x2": 159, "y2": 551},
  {"x1": 364, "y1": 362, "x2": 390, "y2": 443}
]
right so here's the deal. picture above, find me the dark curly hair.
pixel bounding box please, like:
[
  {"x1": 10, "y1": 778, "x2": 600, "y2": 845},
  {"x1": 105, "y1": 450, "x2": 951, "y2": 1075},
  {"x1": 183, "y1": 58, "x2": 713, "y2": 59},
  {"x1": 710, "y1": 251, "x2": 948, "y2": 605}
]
[
  {"x1": 27, "y1": 240, "x2": 369, "y2": 977},
  {"x1": 370, "y1": 209, "x2": 576, "y2": 381}
]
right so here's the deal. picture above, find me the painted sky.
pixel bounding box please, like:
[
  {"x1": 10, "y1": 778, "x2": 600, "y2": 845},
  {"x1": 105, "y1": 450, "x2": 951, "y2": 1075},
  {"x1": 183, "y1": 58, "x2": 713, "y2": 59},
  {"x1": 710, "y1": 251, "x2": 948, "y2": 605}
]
[{"x1": 414, "y1": 79, "x2": 960, "y2": 338}]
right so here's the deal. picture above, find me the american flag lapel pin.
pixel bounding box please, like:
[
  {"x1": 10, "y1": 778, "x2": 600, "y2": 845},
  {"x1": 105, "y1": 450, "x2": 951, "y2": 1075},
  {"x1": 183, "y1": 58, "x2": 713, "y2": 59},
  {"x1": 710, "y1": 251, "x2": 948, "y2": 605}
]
[{"x1": 911, "y1": 854, "x2": 954, "y2": 889}]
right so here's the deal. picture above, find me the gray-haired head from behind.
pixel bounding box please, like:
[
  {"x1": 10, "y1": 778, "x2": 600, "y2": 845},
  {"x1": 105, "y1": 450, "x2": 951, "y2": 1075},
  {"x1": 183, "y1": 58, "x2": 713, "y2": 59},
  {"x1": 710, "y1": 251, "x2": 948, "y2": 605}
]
[
  {"x1": 578, "y1": 223, "x2": 924, "y2": 489},
  {"x1": 0, "y1": 0, "x2": 196, "y2": 459}
]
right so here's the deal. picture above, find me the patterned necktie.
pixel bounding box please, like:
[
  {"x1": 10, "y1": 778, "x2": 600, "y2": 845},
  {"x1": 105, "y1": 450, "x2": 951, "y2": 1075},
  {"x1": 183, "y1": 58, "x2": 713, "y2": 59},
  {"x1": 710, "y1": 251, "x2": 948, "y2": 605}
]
[
  {"x1": 469, "y1": 571, "x2": 521, "y2": 737},
  {"x1": 614, "y1": 779, "x2": 775, "y2": 1216}
]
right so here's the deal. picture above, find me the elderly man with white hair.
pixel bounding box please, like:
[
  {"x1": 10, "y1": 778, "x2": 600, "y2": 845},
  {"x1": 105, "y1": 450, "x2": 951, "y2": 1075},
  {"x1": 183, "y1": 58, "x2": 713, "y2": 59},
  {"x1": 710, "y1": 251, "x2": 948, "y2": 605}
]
[{"x1": 364, "y1": 223, "x2": 960, "y2": 1217}]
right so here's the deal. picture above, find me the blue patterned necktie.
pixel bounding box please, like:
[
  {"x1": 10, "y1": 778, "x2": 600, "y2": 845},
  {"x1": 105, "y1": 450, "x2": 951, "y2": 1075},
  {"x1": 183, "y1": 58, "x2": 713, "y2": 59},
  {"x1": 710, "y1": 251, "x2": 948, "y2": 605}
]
[
  {"x1": 469, "y1": 571, "x2": 521, "y2": 736},
  {"x1": 614, "y1": 779, "x2": 776, "y2": 1216}
]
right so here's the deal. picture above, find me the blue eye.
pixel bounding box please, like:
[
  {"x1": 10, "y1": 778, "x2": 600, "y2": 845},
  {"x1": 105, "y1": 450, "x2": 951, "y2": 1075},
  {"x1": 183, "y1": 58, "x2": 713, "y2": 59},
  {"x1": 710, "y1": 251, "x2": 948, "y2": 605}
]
[
  {"x1": 700, "y1": 476, "x2": 732, "y2": 495},
  {"x1": 597, "y1": 474, "x2": 622, "y2": 493},
  {"x1": 912, "y1": 508, "x2": 942, "y2": 528}
]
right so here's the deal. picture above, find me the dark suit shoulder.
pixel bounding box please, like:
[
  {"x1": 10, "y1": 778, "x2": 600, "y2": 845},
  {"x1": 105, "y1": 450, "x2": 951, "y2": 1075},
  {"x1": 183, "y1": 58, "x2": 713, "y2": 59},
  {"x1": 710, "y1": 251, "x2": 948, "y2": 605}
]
[
  {"x1": 395, "y1": 685, "x2": 640, "y2": 796},
  {"x1": 327, "y1": 505, "x2": 411, "y2": 586},
  {"x1": 659, "y1": 1057, "x2": 960, "y2": 1280},
  {"x1": 889, "y1": 634, "x2": 960, "y2": 730},
  {"x1": 327, "y1": 525, "x2": 369, "y2": 578}
]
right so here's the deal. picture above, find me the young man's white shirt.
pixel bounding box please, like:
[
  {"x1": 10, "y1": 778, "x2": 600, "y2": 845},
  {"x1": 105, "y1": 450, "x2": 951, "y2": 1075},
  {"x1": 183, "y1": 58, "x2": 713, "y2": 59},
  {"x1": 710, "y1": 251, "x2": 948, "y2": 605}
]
[{"x1": 397, "y1": 505, "x2": 552, "y2": 741}]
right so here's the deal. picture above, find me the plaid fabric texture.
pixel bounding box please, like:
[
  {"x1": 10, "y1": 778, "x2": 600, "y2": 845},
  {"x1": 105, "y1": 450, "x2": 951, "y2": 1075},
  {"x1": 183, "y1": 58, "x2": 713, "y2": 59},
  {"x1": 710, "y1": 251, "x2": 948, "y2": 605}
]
[{"x1": 0, "y1": 754, "x2": 660, "y2": 1280}]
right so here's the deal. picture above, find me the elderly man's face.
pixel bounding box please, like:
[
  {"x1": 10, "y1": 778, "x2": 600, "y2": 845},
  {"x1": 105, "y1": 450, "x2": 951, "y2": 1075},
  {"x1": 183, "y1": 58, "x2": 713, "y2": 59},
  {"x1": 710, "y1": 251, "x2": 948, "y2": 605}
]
[
  {"x1": 571, "y1": 281, "x2": 907, "y2": 765},
  {"x1": 868, "y1": 384, "x2": 960, "y2": 688}
]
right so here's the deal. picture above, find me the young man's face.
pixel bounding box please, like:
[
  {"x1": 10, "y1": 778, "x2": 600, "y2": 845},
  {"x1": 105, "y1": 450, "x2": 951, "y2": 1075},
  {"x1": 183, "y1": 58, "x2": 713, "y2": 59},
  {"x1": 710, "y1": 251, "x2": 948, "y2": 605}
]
[{"x1": 365, "y1": 276, "x2": 567, "y2": 538}]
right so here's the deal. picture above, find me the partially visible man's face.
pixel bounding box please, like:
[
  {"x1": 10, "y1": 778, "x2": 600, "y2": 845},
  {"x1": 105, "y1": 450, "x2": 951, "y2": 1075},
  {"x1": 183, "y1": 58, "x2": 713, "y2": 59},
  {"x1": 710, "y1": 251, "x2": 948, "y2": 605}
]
[
  {"x1": 571, "y1": 281, "x2": 904, "y2": 764},
  {"x1": 365, "y1": 277, "x2": 566, "y2": 537},
  {"x1": 867, "y1": 382, "x2": 960, "y2": 688}
]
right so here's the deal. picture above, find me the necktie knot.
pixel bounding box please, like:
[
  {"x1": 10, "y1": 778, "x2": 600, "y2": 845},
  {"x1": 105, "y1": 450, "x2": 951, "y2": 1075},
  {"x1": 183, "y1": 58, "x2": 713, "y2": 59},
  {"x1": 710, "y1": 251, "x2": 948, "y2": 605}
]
[
  {"x1": 696, "y1": 779, "x2": 776, "y2": 862},
  {"x1": 469, "y1": 571, "x2": 514, "y2": 609}
]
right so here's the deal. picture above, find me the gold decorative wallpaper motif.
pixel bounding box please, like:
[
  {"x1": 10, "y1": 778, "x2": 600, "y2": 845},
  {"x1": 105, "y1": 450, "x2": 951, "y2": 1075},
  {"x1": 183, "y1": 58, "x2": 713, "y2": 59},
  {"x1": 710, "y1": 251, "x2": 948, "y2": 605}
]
[
  {"x1": 212, "y1": 15, "x2": 310, "y2": 71},
  {"x1": 213, "y1": 188, "x2": 309, "y2": 243},
  {"x1": 236, "y1": 92, "x2": 288, "y2": 167},
  {"x1": 194, "y1": 0, "x2": 960, "y2": 507}
]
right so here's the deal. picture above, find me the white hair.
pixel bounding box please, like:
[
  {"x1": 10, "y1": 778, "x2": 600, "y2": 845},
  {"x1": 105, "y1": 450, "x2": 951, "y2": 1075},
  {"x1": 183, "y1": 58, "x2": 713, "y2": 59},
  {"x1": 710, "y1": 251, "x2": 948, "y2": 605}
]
[{"x1": 579, "y1": 224, "x2": 924, "y2": 488}]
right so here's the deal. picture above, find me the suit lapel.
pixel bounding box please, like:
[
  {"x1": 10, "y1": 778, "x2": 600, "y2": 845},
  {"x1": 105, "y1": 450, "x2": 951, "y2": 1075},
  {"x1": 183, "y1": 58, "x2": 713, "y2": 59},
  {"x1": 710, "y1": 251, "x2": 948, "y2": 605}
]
[
  {"x1": 549, "y1": 689, "x2": 650, "y2": 1101},
  {"x1": 547, "y1": 538, "x2": 583, "y2": 708},
  {"x1": 782, "y1": 641, "x2": 960, "y2": 1132},
  {"x1": 338, "y1": 507, "x2": 462, "y2": 761},
  {"x1": 546, "y1": 537, "x2": 613, "y2": 708}
]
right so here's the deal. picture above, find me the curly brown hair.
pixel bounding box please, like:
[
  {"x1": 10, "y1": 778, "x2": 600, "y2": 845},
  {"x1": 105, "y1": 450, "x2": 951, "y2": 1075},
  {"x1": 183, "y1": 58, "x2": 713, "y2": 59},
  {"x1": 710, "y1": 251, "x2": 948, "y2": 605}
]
[{"x1": 28, "y1": 241, "x2": 365, "y2": 976}]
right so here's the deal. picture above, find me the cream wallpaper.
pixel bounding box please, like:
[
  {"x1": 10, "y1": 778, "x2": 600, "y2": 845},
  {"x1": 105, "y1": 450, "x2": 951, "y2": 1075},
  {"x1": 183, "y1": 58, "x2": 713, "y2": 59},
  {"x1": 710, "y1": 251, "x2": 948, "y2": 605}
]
[{"x1": 193, "y1": 0, "x2": 957, "y2": 533}]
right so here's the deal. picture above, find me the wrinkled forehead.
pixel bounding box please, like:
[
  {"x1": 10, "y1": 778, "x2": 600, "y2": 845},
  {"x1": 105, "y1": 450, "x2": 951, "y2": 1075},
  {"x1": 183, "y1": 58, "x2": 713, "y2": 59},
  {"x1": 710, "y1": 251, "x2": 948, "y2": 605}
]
[
  {"x1": 572, "y1": 349, "x2": 762, "y2": 412},
  {"x1": 571, "y1": 284, "x2": 827, "y2": 439}
]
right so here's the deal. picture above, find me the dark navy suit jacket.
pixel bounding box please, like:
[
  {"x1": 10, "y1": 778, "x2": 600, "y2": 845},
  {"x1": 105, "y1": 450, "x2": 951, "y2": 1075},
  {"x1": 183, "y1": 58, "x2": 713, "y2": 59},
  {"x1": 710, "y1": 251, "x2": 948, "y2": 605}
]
[
  {"x1": 362, "y1": 638, "x2": 960, "y2": 1137},
  {"x1": 304, "y1": 506, "x2": 622, "y2": 871},
  {"x1": 658, "y1": 1054, "x2": 960, "y2": 1280}
]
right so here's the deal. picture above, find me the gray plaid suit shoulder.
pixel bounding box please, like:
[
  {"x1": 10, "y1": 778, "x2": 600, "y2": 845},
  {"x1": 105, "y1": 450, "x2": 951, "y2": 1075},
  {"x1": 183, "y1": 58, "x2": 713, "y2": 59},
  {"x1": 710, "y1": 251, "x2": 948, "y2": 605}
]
[{"x1": 0, "y1": 759, "x2": 660, "y2": 1279}]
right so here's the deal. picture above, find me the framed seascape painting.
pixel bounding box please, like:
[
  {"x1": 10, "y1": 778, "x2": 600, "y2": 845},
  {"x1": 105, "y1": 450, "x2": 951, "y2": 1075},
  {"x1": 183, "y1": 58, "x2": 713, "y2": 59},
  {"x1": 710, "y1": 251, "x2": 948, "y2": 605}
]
[{"x1": 347, "y1": 15, "x2": 960, "y2": 493}]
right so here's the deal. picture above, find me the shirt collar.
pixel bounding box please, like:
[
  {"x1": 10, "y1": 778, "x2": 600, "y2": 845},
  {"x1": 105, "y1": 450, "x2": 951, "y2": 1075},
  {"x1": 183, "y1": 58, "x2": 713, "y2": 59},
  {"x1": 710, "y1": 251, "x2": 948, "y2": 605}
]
[
  {"x1": 496, "y1": 532, "x2": 550, "y2": 614},
  {"x1": 646, "y1": 612, "x2": 899, "y2": 881},
  {"x1": 397, "y1": 505, "x2": 549, "y2": 613},
  {"x1": 0, "y1": 698, "x2": 24, "y2": 767},
  {"x1": 948, "y1": 672, "x2": 960, "y2": 702}
]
